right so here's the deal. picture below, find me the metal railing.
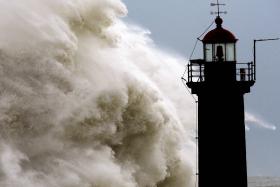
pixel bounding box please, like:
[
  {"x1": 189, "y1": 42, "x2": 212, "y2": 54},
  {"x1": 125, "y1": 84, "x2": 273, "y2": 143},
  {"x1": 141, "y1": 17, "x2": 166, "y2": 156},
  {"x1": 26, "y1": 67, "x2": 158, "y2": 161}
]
[
  {"x1": 187, "y1": 63, "x2": 205, "y2": 83},
  {"x1": 187, "y1": 60, "x2": 255, "y2": 83},
  {"x1": 236, "y1": 62, "x2": 255, "y2": 82}
]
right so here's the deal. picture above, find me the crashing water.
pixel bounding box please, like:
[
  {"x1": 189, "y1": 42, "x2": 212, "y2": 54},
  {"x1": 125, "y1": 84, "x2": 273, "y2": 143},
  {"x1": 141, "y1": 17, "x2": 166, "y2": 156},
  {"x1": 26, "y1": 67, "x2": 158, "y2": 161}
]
[{"x1": 0, "y1": 0, "x2": 196, "y2": 186}]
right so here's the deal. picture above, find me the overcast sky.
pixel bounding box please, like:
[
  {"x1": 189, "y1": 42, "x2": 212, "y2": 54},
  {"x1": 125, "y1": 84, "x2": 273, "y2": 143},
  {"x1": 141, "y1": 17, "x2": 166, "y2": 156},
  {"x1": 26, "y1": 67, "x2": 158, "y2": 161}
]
[{"x1": 122, "y1": 0, "x2": 280, "y2": 177}]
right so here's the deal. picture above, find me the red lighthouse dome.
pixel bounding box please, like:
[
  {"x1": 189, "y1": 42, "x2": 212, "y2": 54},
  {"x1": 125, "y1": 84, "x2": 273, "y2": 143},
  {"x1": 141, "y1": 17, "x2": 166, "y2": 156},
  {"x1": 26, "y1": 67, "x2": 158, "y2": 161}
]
[{"x1": 203, "y1": 16, "x2": 237, "y2": 43}]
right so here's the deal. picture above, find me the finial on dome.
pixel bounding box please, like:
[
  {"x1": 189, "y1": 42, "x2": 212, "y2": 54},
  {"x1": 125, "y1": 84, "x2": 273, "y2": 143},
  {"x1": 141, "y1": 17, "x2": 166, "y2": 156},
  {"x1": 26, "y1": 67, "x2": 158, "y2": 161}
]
[{"x1": 215, "y1": 16, "x2": 223, "y2": 28}]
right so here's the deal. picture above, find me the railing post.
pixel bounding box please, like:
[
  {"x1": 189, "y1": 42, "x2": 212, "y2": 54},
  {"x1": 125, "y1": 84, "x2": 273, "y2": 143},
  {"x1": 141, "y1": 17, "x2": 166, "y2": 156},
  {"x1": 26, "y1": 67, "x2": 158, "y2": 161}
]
[
  {"x1": 199, "y1": 64, "x2": 202, "y2": 81},
  {"x1": 254, "y1": 40, "x2": 256, "y2": 80},
  {"x1": 251, "y1": 62, "x2": 254, "y2": 81},
  {"x1": 187, "y1": 64, "x2": 190, "y2": 82},
  {"x1": 247, "y1": 63, "x2": 250, "y2": 81},
  {"x1": 253, "y1": 62, "x2": 255, "y2": 81},
  {"x1": 188, "y1": 64, "x2": 193, "y2": 83},
  {"x1": 190, "y1": 64, "x2": 192, "y2": 82}
]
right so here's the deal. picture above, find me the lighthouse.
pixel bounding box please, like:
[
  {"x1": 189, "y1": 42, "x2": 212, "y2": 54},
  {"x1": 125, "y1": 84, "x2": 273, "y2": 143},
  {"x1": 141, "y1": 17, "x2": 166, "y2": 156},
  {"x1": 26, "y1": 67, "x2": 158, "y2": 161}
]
[{"x1": 185, "y1": 3, "x2": 255, "y2": 187}]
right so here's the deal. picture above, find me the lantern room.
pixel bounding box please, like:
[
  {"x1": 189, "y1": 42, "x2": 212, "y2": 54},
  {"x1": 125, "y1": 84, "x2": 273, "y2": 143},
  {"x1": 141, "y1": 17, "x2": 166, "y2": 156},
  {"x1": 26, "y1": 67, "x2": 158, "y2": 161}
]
[
  {"x1": 203, "y1": 16, "x2": 238, "y2": 62},
  {"x1": 185, "y1": 15, "x2": 256, "y2": 87}
]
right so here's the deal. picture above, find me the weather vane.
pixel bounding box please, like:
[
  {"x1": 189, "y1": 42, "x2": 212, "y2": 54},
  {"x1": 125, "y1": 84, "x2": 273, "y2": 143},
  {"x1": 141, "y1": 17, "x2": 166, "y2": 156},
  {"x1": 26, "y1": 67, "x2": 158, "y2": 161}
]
[{"x1": 210, "y1": 0, "x2": 227, "y2": 17}]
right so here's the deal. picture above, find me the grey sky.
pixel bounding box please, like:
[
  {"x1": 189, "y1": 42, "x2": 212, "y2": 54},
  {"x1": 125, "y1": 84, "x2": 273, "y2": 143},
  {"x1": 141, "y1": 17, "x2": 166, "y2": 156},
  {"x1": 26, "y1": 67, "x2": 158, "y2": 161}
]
[{"x1": 122, "y1": 0, "x2": 280, "y2": 177}]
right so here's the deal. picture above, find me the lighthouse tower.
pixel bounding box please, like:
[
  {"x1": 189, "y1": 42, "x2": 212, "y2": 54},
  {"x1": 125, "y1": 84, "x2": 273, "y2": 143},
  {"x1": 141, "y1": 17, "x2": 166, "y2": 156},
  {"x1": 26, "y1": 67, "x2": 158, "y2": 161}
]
[{"x1": 186, "y1": 6, "x2": 255, "y2": 187}]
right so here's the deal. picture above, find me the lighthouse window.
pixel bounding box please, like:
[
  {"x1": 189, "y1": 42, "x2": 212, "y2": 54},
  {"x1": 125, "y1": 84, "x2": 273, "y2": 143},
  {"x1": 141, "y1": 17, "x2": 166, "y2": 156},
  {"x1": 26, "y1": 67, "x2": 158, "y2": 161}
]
[
  {"x1": 205, "y1": 44, "x2": 213, "y2": 62},
  {"x1": 214, "y1": 44, "x2": 225, "y2": 61},
  {"x1": 226, "y1": 43, "x2": 235, "y2": 61}
]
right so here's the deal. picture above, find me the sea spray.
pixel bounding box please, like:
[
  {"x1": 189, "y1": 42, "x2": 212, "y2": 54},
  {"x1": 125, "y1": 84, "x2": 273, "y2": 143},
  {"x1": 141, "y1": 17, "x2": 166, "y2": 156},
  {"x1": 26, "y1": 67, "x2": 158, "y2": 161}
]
[{"x1": 0, "y1": 0, "x2": 195, "y2": 186}]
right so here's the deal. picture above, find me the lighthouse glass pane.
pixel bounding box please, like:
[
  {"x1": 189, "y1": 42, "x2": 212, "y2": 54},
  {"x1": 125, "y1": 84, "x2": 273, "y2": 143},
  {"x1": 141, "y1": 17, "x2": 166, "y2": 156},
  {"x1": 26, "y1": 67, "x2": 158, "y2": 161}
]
[
  {"x1": 226, "y1": 43, "x2": 235, "y2": 61},
  {"x1": 205, "y1": 44, "x2": 213, "y2": 62},
  {"x1": 214, "y1": 44, "x2": 225, "y2": 61}
]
